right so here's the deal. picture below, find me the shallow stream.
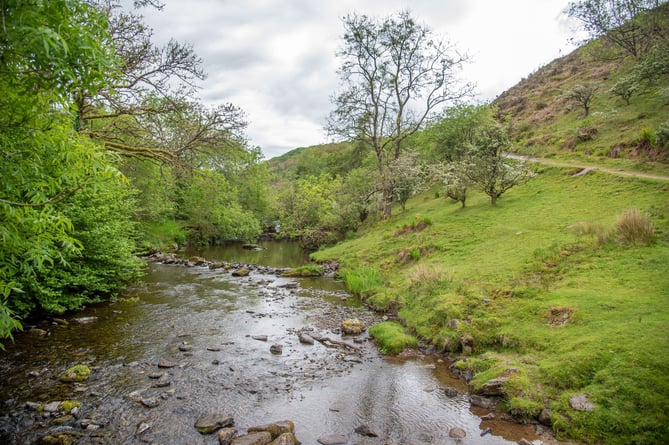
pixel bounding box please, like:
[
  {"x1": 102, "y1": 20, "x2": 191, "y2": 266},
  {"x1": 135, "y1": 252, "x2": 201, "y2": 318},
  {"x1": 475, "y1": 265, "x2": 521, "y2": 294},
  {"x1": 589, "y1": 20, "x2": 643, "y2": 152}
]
[{"x1": 0, "y1": 241, "x2": 545, "y2": 444}]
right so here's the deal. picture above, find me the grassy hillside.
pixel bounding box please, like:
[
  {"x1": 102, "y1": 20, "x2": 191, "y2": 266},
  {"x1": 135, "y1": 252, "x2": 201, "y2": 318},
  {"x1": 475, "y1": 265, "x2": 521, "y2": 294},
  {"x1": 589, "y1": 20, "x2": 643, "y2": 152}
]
[
  {"x1": 312, "y1": 167, "x2": 669, "y2": 444},
  {"x1": 495, "y1": 44, "x2": 669, "y2": 175}
]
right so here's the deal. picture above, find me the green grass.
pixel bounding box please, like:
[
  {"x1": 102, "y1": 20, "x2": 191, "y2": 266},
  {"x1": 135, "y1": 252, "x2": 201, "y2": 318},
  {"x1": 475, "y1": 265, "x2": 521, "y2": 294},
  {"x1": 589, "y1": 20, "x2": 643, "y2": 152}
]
[
  {"x1": 312, "y1": 166, "x2": 669, "y2": 444},
  {"x1": 139, "y1": 219, "x2": 186, "y2": 251},
  {"x1": 369, "y1": 321, "x2": 418, "y2": 354}
]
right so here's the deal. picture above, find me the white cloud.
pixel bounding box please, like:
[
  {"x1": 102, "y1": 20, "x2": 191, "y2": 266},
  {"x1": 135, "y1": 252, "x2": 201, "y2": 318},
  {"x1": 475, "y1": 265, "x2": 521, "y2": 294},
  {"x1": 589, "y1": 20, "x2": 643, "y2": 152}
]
[{"x1": 135, "y1": 0, "x2": 578, "y2": 159}]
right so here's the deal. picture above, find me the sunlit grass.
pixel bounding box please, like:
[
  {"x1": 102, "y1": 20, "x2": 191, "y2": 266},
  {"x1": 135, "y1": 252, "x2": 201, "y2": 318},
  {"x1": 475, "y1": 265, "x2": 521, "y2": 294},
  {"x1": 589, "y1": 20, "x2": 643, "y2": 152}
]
[{"x1": 313, "y1": 166, "x2": 669, "y2": 443}]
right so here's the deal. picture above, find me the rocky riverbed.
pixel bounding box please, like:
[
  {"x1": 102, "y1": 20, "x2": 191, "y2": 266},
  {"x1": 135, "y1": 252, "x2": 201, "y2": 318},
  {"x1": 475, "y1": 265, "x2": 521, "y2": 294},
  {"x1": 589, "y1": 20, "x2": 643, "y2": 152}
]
[{"x1": 0, "y1": 254, "x2": 556, "y2": 445}]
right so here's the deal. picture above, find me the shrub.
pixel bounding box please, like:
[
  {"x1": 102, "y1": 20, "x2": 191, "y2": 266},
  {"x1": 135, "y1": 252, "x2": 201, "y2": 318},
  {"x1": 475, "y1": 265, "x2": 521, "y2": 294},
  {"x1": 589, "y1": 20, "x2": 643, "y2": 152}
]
[
  {"x1": 655, "y1": 121, "x2": 669, "y2": 149},
  {"x1": 369, "y1": 321, "x2": 418, "y2": 354},
  {"x1": 615, "y1": 208, "x2": 656, "y2": 245}
]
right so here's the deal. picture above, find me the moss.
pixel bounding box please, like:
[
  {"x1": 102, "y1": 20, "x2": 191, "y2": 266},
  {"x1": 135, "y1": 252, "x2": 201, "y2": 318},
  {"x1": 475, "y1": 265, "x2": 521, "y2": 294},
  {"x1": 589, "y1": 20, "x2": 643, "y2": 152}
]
[
  {"x1": 281, "y1": 265, "x2": 322, "y2": 277},
  {"x1": 59, "y1": 364, "x2": 91, "y2": 383},
  {"x1": 369, "y1": 321, "x2": 418, "y2": 355},
  {"x1": 59, "y1": 400, "x2": 81, "y2": 413}
]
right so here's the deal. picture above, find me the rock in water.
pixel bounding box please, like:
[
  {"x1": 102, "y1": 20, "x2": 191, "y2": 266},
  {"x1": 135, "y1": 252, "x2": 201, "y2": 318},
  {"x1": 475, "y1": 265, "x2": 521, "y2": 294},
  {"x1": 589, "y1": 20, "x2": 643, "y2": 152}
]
[
  {"x1": 340, "y1": 318, "x2": 365, "y2": 335},
  {"x1": 269, "y1": 433, "x2": 300, "y2": 445},
  {"x1": 448, "y1": 427, "x2": 466, "y2": 439},
  {"x1": 298, "y1": 332, "x2": 314, "y2": 345},
  {"x1": 247, "y1": 420, "x2": 294, "y2": 439},
  {"x1": 269, "y1": 344, "x2": 283, "y2": 355},
  {"x1": 230, "y1": 431, "x2": 271, "y2": 445},
  {"x1": 218, "y1": 427, "x2": 238, "y2": 445},
  {"x1": 194, "y1": 414, "x2": 234, "y2": 434},
  {"x1": 59, "y1": 365, "x2": 91, "y2": 383},
  {"x1": 317, "y1": 434, "x2": 348, "y2": 445}
]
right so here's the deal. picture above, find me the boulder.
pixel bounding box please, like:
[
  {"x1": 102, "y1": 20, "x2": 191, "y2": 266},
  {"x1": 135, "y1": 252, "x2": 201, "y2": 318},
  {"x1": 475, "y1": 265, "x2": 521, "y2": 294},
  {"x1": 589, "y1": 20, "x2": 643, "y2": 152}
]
[
  {"x1": 478, "y1": 377, "x2": 506, "y2": 396},
  {"x1": 448, "y1": 427, "x2": 466, "y2": 439},
  {"x1": 569, "y1": 393, "x2": 594, "y2": 412},
  {"x1": 218, "y1": 427, "x2": 238, "y2": 445},
  {"x1": 247, "y1": 420, "x2": 294, "y2": 439},
  {"x1": 298, "y1": 333, "x2": 314, "y2": 345},
  {"x1": 470, "y1": 394, "x2": 496, "y2": 409},
  {"x1": 340, "y1": 318, "x2": 365, "y2": 335},
  {"x1": 232, "y1": 268, "x2": 251, "y2": 277},
  {"x1": 269, "y1": 344, "x2": 283, "y2": 355},
  {"x1": 317, "y1": 434, "x2": 348, "y2": 445},
  {"x1": 195, "y1": 414, "x2": 234, "y2": 434},
  {"x1": 269, "y1": 433, "x2": 300, "y2": 445},
  {"x1": 59, "y1": 364, "x2": 91, "y2": 383},
  {"x1": 231, "y1": 431, "x2": 272, "y2": 445}
]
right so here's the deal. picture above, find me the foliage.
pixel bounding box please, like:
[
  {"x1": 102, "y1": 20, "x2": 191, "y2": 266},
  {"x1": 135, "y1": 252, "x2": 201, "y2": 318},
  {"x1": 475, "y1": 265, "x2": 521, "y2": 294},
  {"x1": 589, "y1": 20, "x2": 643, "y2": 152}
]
[
  {"x1": 457, "y1": 124, "x2": 536, "y2": 204},
  {"x1": 328, "y1": 10, "x2": 472, "y2": 219},
  {"x1": 561, "y1": 82, "x2": 599, "y2": 116},
  {"x1": 176, "y1": 169, "x2": 261, "y2": 244},
  {"x1": 566, "y1": 0, "x2": 668, "y2": 58},
  {"x1": 369, "y1": 321, "x2": 418, "y2": 355},
  {"x1": 387, "y1": 150, "x2": 429, "y2": 211},
  {"x1": 416, "y1": 104, "x2": 498, "y2": 162}
]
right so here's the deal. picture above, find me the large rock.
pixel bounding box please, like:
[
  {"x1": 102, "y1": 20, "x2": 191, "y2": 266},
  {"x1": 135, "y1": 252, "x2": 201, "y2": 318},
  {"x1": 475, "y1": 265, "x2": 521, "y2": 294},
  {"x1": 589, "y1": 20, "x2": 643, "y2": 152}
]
[
  {"x1": 218, "y1": 427, "x2": 238, "y2": 445},
  {"x1": 232, "y1": 268, "x2": 251, "y2": 277},
  {"x1": 269, "y1": 433, "x2": 300, "y2": 445},
  {"x1": 247, "y1": 420, "x2": 294, "y2": 439},
  {"x1": 317, "y1": 434, "x2": 348, "y2": 445},
  {"x1": 448, "y1": 427, "x2": 466, "y2": 439},
  {"x1": 470, "y1": 394, "x2": 496, "y2": 409},
  {"x1": 570, "y1": 393, "x2": 594, "y2": 412},
  {"x1": 231, "y1": 431, "x2": 272, "y2": 445},
  {"x1": 478, "y1": 377, "x2": 506, "y2": 396},
  {"x1": 340, "y1": 318, "x2": 365, "y2": 335},
  {"x1": 59, "y1": 364, "x2": 91, "y2": 383},
  {"x1": 195, "y1": 414, "x2": 234, "y2": 434}
]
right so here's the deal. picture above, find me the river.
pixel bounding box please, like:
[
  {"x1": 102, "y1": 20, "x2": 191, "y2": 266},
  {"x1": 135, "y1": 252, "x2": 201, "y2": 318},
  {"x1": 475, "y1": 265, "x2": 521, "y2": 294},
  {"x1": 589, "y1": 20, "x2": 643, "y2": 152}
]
[{"x1": 0, "y1": 241, "x2": 545, "y2": 444}]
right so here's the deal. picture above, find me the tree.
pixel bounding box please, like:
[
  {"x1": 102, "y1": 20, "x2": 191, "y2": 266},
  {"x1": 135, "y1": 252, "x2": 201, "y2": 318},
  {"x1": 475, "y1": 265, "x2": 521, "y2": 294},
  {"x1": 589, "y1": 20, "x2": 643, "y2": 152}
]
[
  {"x1": 610, "y1": 75, "x2": 640, "y2": 104},
  {"x1": 561, "y1": 83, "x2": 599, "y2": 116},
  {"x1": 328, "y1": 11, "x2": 472, "y2": 219},
  {"x1": 418, "y1": 104, "x2": 497, "y2": 162},
  {"x1": 458, "y1": 124, "x2": 535, "y2": 205},
  {"x1": 566, "y1": 0, "x2": 668, "y2": 58},
  {"x1": 388, "y1": 150, "x2": 429, "y2": 211},
  {"x1": 76, "y1": 1, "x2": 249, "y2": 166},
  {"x1": 0, "y1": 0, "x2": 125, "y2": 344}
]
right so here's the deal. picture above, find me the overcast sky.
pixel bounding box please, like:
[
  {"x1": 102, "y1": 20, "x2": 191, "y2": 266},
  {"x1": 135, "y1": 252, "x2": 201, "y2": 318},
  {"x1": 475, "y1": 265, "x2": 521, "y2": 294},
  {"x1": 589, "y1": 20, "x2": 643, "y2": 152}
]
[{"x1": 134, "y1": 0, "x2": 579, "y2": 159}]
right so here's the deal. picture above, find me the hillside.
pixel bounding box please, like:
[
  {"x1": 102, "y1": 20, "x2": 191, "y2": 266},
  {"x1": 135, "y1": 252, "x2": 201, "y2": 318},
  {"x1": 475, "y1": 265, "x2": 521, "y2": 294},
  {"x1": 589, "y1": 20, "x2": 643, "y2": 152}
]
[{"x1": 495, "y1": 45, "x2": 669, "y2": 174}]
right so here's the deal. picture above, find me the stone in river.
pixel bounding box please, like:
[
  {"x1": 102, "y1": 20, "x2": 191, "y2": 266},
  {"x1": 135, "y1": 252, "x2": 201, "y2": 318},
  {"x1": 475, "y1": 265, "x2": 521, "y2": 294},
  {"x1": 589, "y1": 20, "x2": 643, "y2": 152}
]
[
  {"x1": 449, "y1": 427, "x2": 466, "y2": 438},
  {"x1": 158, "y1": 359, "x2": 176, "y2": 368},
  {"x1": 269, "y1": 344, "x2": 283, "y2": 355},
  {"x1": 252, "y1": 335, "x2": 268, "y2": 342},
  {"x1": 269, "y1": 433, "x2": 300, "y2": 445},
  {"x1": 194, "y1": 413, "x2": 234, "y2": 434},
  {"x1": 317, "y1": 434, "x2": 349, "y2": 445},
  {"x1": 230, "y1": 431, "x2": 271, "y2": 445},
  {"x1": 298, "y1": 333, "x2": 314, "y2": 345},
  {"x1": 218, "y1": 427, "x2": 238, "y2": 445}
]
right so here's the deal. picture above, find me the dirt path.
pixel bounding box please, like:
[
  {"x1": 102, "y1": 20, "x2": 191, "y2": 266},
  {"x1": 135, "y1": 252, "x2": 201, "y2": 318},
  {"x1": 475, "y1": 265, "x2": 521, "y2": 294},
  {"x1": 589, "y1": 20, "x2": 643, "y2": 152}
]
[{"x1": 507, "y1": 154, "x2": 669, "y2": 181}]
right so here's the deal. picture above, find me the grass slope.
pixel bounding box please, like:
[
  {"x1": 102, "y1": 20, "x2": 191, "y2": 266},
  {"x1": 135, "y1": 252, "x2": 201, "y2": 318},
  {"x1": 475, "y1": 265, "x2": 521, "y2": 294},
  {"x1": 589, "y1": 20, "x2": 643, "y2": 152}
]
[{"x1": 312, "y1": 167, "x2": 669, "y2": 444}]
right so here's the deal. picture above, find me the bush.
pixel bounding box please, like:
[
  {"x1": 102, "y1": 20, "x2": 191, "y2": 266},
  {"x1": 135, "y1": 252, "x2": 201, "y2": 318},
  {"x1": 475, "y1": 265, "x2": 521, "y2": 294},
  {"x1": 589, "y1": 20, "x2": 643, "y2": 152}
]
[
  {"x1": 656, "y1": 121, "x2": 669, "y2": 149},
  {"x1": 615, "y1": 208, "x2": 656, "y2": 245},
  {"x1": 369, "y1": 321, "x2": 418, "y2": 354}
]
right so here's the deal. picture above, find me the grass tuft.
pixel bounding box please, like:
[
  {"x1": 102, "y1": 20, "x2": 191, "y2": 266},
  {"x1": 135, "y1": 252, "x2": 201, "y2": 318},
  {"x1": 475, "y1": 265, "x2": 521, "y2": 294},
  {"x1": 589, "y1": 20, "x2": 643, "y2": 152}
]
[
  {"x1": 615, "y1": 208, "x2": 657, "y2": 245},
  {"x1": 369, "y1": 321, "x2": 418, "y2": 355}
]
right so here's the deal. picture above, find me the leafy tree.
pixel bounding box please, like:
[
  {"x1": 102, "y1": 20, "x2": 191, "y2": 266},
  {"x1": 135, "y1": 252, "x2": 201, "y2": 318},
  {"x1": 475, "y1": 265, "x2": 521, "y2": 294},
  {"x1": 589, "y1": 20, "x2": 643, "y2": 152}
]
[
  {"x1": 388, "y1": 150, "x2": 429, "y2": 212},
  {"x1": 610, "y1": 75, "x2": 640, "y2": 104},
  {"x1": 328, "y1": 11, "x2": 472, "y2": 219},
  {"x1": 0, "y1": 0, "x2": 121, "y2": 344},
  {"x1": 561, "y1": 83, "x2": 599, "y2": 116},
  {"x1": 458, "y1": 124, "x2": 535, "y2": 205},
  {"x1": 417, "y1": 104, "x2": 497, "y2": 162},
  {"x1": 566, "y1": 0, "x2": 668, "y2": 58}
]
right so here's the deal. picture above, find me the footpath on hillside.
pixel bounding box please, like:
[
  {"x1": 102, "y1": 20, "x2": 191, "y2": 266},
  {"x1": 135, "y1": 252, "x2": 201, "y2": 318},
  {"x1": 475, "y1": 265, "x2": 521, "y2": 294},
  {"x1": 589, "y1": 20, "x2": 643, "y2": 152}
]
[{"x1": 507, "y1": 154, "x2": 669, "y2": 181}]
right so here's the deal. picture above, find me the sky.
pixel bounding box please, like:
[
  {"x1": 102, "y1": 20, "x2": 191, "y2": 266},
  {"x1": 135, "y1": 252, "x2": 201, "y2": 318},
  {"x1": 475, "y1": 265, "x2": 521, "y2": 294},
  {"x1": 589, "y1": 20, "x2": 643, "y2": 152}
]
[{"x1": 134, "y1": 0, "x2": 580, "y2": 159}]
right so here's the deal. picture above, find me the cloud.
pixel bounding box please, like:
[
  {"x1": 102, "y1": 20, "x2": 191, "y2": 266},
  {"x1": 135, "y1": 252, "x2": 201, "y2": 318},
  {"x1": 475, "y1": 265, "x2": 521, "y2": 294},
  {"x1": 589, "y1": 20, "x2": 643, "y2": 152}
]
[{"x1": 134, "y1": 0, "x2": 577, "y2": 159}]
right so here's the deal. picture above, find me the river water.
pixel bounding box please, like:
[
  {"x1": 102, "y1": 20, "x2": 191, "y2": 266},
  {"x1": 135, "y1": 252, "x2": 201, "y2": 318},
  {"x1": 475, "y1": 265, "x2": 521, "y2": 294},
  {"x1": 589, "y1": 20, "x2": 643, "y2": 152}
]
[{"x1": 0, "y1": 241, "x2": 544, "y2": 444}]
